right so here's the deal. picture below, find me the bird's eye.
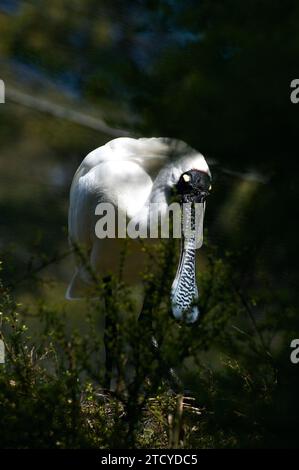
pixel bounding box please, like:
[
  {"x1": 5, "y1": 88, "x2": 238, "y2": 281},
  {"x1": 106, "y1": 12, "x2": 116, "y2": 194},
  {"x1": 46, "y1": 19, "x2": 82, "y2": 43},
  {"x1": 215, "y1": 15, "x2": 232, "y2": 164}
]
[
  {"x1": 182, "y1": 174, "x2": 191, "y2": 182},
  {"x1": 209, "y1": 185, "x2": 212, "y2": 191}
]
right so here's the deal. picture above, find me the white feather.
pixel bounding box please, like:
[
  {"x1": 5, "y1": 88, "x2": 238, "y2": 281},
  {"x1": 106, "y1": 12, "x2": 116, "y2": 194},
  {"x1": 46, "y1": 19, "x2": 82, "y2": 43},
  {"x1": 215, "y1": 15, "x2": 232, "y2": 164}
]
[{"x1": 67, "y1": 137, "x2": 210, "y2": 302}]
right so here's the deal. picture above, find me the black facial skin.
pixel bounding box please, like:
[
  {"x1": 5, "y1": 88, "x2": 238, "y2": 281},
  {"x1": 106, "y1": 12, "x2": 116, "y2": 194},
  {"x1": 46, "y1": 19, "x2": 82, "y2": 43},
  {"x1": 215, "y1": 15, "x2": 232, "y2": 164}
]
[{"x1": 176, "y1": 169, "x2": 211, "y2": 203}]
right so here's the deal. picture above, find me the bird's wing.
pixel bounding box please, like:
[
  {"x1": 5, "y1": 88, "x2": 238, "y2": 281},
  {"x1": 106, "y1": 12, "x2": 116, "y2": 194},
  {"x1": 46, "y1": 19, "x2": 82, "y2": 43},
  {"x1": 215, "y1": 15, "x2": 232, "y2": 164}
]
[
  {"x1": 77, "y1": 137, "x2": 174, "y2": 180},
  {"x1": 68, "y1": 136, "x2": 175, "y2": 247},
  {"x1": 67, "y1": 155, "x2": 153, "y2": 299}
]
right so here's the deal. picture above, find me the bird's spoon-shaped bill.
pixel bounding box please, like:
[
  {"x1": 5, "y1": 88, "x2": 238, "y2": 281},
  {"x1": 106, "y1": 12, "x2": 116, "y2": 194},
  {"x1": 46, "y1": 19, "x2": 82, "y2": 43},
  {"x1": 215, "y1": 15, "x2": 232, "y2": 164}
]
[{"x1": 170, "y1": 201, "x2": 205, "y2": 323}]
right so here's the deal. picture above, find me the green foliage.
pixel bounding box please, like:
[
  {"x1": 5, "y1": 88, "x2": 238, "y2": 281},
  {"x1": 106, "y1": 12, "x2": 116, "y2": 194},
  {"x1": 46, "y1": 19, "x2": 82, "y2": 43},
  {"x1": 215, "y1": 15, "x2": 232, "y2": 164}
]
[
  {"x1": 0, "y1": 238, "x2": 298, "y2": 449},
  {"x1": 0, "y1": 0, "x2": 298, "y2": 450}
]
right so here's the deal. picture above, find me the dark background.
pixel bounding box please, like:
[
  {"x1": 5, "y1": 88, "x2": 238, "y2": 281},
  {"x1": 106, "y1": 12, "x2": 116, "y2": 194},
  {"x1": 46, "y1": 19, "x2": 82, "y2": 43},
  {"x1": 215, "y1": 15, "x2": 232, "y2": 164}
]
[{"x1": 0, "y1": 0, "x2": 299, "y2": 448}]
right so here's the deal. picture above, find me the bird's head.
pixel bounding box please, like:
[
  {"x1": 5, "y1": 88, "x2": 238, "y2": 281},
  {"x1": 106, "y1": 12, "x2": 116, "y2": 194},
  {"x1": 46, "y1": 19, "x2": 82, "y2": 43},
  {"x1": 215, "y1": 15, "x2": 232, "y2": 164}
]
[{"x1": 176, "y1": 169, "x2": 212, "y2": 203}]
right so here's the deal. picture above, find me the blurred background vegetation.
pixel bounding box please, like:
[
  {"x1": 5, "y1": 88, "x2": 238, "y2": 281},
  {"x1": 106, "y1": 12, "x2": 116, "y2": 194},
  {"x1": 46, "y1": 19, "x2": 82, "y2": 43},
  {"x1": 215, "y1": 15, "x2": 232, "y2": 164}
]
[{"x1": 0, "y1": 0, "x2": 299, "y2": 448}]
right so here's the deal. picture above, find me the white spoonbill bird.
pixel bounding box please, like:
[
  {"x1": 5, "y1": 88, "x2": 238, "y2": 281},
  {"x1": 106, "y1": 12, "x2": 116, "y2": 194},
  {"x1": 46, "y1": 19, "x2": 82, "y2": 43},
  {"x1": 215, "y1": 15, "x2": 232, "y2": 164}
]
[{"x1": 67, "y1": 137, "x2": 211, "y2": 323}]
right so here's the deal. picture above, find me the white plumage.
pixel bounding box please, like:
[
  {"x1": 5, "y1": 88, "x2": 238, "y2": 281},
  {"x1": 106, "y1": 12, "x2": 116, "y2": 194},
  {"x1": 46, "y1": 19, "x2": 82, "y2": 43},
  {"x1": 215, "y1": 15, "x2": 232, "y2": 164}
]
[{"x1": 67, "y1": 136, "x2": 211, "y2": 323}]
